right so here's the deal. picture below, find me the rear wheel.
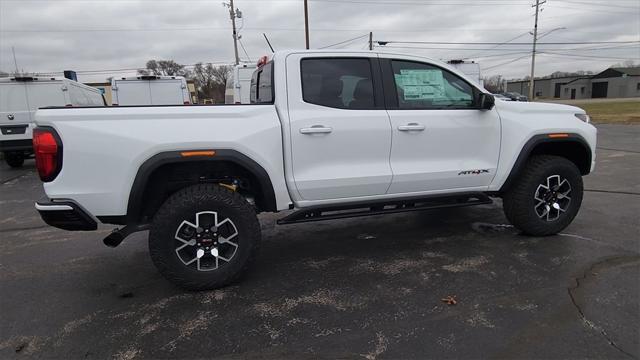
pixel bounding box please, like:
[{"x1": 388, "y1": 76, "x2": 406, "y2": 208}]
[
  {"x1": 4, "y1": 151, "x2": 24, "y2": 168},
  {"x1": 149, "y1": 184, "x2": 261, "y2": 290},
  {"x1": 503, "y1": 155, "x2": 583, "y2": 236}
]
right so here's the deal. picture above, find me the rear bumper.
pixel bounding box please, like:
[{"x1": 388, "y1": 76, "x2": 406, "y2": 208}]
[
  {"x1": 35, "y1": 199, "x2": 97, "y2": 231},
  {"x1": 0, "y1": 139, "x2": 33, "y2": 152}
]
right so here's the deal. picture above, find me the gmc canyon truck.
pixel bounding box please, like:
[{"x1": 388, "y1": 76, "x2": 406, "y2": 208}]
[{"x1": 33, "y1": 51, "x2": 597, "y2": 290}]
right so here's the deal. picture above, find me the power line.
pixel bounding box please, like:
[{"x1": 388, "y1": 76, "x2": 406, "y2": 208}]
[
  {"x1": 318, "y1": 34, "x2": 369, "y2": 49},
  {"x1": 377, "y1": 40, "x2": 640, "y2": 45}
]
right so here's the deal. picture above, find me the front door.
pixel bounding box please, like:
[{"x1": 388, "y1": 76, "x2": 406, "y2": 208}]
[
  {"x1": 570, "y1": 88, "x2": 576, "y2": 99},
  {"x1": 286, "y1": 55, "x2": 392, "y2": 201},
  {"x1": 382, "y1": 58, "x2": 501, "y2": 194}
]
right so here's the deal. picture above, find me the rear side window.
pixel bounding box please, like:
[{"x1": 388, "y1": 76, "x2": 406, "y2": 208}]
[
  {"x1": 250, "y1": 62, "x2": 274, "y2": 104},
  {"x1": 301, "y1": 58, "x2": 375, "y2": 109}
]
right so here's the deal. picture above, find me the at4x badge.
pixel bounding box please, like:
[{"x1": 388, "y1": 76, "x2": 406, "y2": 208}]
[{"x1": 458, "y1": 169, "x2": 490, "y2": 175}]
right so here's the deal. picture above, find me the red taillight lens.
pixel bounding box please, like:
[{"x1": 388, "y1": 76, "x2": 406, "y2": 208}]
[{"x1": 33, "y1": 128, "x2": 62, "y2": 182}]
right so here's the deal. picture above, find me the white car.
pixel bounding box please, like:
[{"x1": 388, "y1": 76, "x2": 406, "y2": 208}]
[
  {"x1": 111, "y1": 75, "x2": 191, "y2": 106},
  {"x1": 0, "y1": 76, "x2": 105, "y2": 167},
  {"x1": 33, "y1": 50, "x2": 597, "y2": 290}
]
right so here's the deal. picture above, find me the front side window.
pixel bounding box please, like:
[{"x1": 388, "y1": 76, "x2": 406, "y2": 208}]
[
  {"x1": 301, "y1": 58, "x2": 375, "y2": 109},
  {"x1": 391, "y1": 60, "x2": 475, "y2": 109}
]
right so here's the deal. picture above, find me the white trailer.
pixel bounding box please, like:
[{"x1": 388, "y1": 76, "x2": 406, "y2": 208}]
[
  {"x1": 0, "y1": 76, "x2": 105, "y2": 167},
  {"x1": 111, "y1": 75, "x2": 191, "y2": 106},
  {"x1": 225, "y1": 64, "x2": 257, "y2": 104},
  {"x1": 447, "y1": 60, "x2": 483, "y2": 87}
]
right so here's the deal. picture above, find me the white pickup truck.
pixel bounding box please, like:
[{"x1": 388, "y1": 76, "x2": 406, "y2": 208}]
[{"x1": 33, "y1": 50, "x2": 597, "y2": 290}]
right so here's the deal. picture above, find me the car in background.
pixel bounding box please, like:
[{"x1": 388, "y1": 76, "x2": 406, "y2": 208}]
[
  {"x1": 503, "y1": 92, "x2": 529, "y2": 102},
  {"x1": 0, "y1": 76, "x2": 105, "y2": 168},
  {"x1": 493, "y1": 93, "x2": 511, "y2": 101},
  {"x1": 111, "y1": 75, "x2": 191, "y2": 106}
]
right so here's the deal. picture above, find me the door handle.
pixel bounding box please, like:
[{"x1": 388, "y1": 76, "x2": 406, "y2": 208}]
[
  {"x1": 300, "y1": 125, "x2": 333, "y2": 134},
  {"x1": 398, "y1": 123, "x2": 425, "y2": 131}
]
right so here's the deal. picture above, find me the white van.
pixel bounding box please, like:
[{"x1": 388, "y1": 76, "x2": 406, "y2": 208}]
[
  {"x1": 111, "y1": 75, "x2": 191, "y2": 106},
  {"x1": 0, "y1": 76, "x2": 105, "y2": 167},
  {"x1": 225, "y1": 64, "x2": 257, "y2": 104}
]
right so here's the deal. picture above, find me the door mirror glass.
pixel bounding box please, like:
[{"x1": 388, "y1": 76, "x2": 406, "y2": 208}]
[{"x1": 479, "y1": 93, "x2": 495, "y2": 110}]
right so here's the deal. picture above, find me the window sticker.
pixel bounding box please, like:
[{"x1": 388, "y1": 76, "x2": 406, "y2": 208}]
[{"x1": 394, "y1": 69, "x2": 445, "y2": 100}]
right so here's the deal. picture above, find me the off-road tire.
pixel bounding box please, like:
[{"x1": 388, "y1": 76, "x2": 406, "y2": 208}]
[
  {"x1": 149, "y1": 184, "x2": 261, "y2": 290},
  {"x1": 503, "y1": 155, "x2": 583, "y2": 236},
  {"x1": 5, "y1": 152, "x2": 24, "y2": 168}
]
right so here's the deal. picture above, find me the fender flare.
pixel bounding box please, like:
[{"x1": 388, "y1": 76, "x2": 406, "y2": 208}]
[
  {"x1": 498, "y1": 133, "x2": 592, "y2": 193},
  {"x1": 124, "y1": 149, "x2": 277, "y2": 224}
]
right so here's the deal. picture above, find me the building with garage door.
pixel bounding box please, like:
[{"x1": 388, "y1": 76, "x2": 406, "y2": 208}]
[
  {"x1": 507, "y1": 66, "x2": 640, "y2": 100},
  {"x1": 559, "y1": 67, "x2": 640, "y2": 99}
]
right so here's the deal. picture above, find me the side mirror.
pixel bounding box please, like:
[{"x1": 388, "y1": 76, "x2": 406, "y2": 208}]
[{"x1": 479, "y1": 93, "x2": 495, "y2": 110}]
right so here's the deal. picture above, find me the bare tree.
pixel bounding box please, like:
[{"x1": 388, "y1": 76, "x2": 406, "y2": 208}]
[
  {"x1": 139, "y1": 60, "x2": 190, "y2": 77},
  {"x1": 192, "y1": 63, "x2": 232, "y2": 103},
  {"x1": 483, "y1": 74, "x2": 505, "y2": 93}
]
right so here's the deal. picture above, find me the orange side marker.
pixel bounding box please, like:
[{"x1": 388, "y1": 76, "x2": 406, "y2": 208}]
[
  {"x1": 180, "y1": 150, "x2": 216, "y2": 157},
  {"x1": 548, "y1": 133, "x2": 569, "y2": 138}
]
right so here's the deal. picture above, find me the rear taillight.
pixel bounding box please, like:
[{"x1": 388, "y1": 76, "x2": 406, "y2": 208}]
[{"x1": 33, "y1": 127, "x2": 62, "y2": 182}]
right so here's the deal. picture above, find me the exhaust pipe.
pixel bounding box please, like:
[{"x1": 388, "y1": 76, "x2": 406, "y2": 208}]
[{"x1": 103, "y1": 224, "x2": 150, "y2": 248}]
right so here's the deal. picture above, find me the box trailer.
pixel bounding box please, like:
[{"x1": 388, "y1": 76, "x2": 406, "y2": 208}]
[
  {"x1": 225, "y1": 64, "x2": 257, "y2": 104},
  {"x1": 111, "y1": 75, "x2": 191, "y2": 106}
]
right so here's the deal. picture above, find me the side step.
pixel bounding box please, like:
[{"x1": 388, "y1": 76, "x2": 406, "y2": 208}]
[{"x1": 277, "y1": 192, "x2": 492, "y2": 225}]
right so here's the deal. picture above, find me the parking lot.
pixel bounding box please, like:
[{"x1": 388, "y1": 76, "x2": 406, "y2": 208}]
[{"x1": 0, "y1": 124, "x2": 638, "y2": 359}]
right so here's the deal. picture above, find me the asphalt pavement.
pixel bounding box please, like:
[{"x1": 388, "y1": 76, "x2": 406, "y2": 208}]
[{"x1": 1, "y1": 124, "x2": 638, "y2": 359}]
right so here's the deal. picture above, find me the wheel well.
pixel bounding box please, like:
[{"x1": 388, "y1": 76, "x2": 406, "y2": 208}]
[
  {"x1": 530, "y1": 141, "x2": 591, "y2": 175},
  {"x1": 127, "y1": 152, "x2": 277, "y2": 225},
  {"x1": 499, "y1": 135, "x2": 592, "y2": 193}
]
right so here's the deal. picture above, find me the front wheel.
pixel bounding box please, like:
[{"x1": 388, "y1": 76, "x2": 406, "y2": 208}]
[
  {"x1": 4, "y1": 151, "x2": 25, "y2": 168},
  {"x1": 149, "y1": 184, "x2": 261, "y2": 290},
  {"x1": 503, "y1": 155, "x2": 583, "y2": 236}
]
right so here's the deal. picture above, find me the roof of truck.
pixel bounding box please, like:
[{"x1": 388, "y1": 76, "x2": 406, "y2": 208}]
[
  {"x1": 0, "y1": 76, "x2": 67, "y2": 83},
  {"x1": 112, "y1": 75, "x2": 186, "y2": 81}
]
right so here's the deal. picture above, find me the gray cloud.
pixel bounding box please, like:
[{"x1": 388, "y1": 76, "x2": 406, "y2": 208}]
[{"x1": 1, "y1": 0, "x2": 638, "y2": 81}]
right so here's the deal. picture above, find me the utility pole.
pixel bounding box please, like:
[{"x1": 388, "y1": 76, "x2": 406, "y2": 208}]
[
  {"x1": 304, "y1": 0, "x2": 310, "y2": 49},
  {"x1": 224, "y1": 0, "x2": 241, "y2": 65},
  {"x1": 369, "y1": 32, "x2": 373, "y2": 50},
  {"x1": 529, "y1": 0, "x2": 546, "y2": 100}
]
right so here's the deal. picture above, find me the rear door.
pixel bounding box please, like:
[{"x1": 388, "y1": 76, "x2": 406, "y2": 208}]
[
  {"x1": 149, "y1": 79, "x2": 185, "y2": 105},
  {"x1": 285, "y1": 54, "x2": 393, "y2": 201},
  {"x1": 0, "y1": 82, "x2": 31, "y2": 139},
  {"x1": 113, "y1": 80, "x2": 152, "y2": 105},
  {"x1": 0, "y1": 82, "x2": 30, "y2": 125}
]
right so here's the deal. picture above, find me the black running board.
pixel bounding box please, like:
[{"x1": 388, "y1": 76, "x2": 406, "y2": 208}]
[{"x1": 277, "y1": 192, "x2": 492, "y2": 225}]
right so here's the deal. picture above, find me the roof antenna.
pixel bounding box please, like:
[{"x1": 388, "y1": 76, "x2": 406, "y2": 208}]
[
  {"x1": 263, "y1": 33, "x2": 275, "y2": 53},
  {"x1": 12, "y1": 46, "x2": 20, "y2": 75}
]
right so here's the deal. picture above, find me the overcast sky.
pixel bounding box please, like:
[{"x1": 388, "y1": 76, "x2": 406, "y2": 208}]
[{"x1": 1, "y1": 0, "x2": 638, "y2": 82}]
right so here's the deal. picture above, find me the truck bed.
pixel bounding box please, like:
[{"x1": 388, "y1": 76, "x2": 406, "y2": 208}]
[{"x1": 34, "y1": 104, "x2": 291, "y2": 217}]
